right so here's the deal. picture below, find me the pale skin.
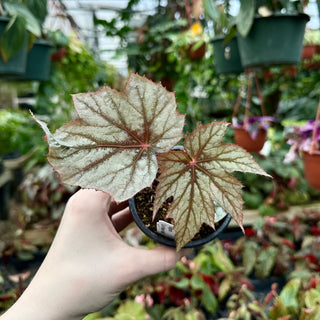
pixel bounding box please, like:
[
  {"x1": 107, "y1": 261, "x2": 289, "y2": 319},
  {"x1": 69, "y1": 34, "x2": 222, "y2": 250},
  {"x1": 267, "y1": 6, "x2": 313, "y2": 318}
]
[{"x1": 0, "y1": 189, "x2": 188, "y2": 320}]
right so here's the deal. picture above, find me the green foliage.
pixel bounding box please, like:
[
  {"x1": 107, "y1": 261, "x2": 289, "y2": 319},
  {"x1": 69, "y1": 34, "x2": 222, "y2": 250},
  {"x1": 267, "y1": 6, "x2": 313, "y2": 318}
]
[
  {"x1": 255, "y1": 246, "x2": 279, "y2": 279},
  {"x1": 93, "y1": 0, "x2": 140, "y2": 44},
  {"x1": 94, "y1": 0, "x2": 242, "y2": 133},
  {"x1": 0, "y1": 15, "x2": 27, "y2": 62},
  {"x1": 304, "y1": 29, "x2": 320, "y2": 45},
  {"x1": 203, "y1": 0, "x2": 231, "y2": 35},
  {"x1": 19, "y1": 164, "x2": 77, "y2": 222},
  {"x1": 0, "y1": 0, "x2": 47, "y2": 61},
  {"x1": 4, "y1": 1, "x2": 41, "y2": 37},
  {"x1": 237, "y1": 0, "x2": 255, "y2": 37},
  {"x1": 234, "y1": 125, "x2": 319, "y2": 211},
  {"x1": 36, "y1": 35, "x2": 119, "y2": 128},
  {"x1": 0, "y1": 108, "x2": 44, "y2": 157}
]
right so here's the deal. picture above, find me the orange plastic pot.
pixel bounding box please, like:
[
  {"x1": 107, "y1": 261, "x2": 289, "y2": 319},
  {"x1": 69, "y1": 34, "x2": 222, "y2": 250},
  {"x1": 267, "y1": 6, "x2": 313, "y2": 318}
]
[
  {"x1": 233, "y1": 127, "x2": 266, "y2": 153},
  {"x1": 301, "y1": 45, "x2": 317, "y2": 60},
  {"x1": 303, "y1": 151, "x2": 320, "y2": 190}
]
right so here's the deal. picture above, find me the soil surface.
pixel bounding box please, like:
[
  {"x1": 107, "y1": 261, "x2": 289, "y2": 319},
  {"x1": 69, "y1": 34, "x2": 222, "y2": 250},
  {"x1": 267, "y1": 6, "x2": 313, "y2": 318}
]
[{"x1": 135, "y1": 179, "x2": 222, "y2": 241}]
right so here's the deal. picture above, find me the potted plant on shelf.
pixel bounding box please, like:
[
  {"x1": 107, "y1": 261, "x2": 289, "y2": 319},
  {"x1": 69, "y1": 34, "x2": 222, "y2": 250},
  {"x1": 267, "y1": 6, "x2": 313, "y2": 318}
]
[
  {"x1": 13, "y1": 0, "x2": 52, "y2": 81},
  {"x1": 0, "y1": 0, "x2": 36, "y2": 76},
  {"x1": 284, "y1": 103, "x2": 320, "y2": 190},
  {"x1": 33, "y1": 73, "x2": 271, "y2": 250},
  {"x1": 302, "y1": 29, "x2": 320, "y2": 60},
  {"x1": 204, "y1": 0, "x2": 243, "y2": 75},
  {"x1": 301, "y1": 29, "x2": 320, "y2": 70},
  {"x1": 236, "y1": 0, "x2": 309, "y2": 68}
]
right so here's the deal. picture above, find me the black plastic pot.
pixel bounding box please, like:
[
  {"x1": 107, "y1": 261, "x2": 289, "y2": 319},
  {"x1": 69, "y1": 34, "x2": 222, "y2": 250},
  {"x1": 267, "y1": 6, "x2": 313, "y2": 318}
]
[
  {"x1": 18, "y1": 39, "x2": 52, "y2": 81},
  {"x1": 0, "y1": 17, "x2": 28, "y2": 76},
  {"x1": 237, "y1": 13, "x2": 309, "y2": 68},
  {"x1": 212, "y1": 35, "x2": 243, "y2": 74},
  {"x1": 129, "y1": 197, "x2": 232, "y2": 248}
]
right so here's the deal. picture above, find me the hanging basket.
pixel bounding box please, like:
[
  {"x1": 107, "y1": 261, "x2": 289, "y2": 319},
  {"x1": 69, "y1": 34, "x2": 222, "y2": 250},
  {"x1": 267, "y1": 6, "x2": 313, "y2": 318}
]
[
  {"x1": 234, "y1": 127, "x2": 267, "y2": 153},
  {"x1": 303, "y1": 99, "x2": 320, "y2": 191},
  {"x1": 232, "y1": 70, "x2": 271, "y2": 153},
  {"x1": 17, "y1": 39, "x2": 53, "y2": 81},
  {"x1": 0, "y1": 17, "x2": 28, "y2": 76},
  {"x1": 237, "y1": 13, "x2": 309, "y2": 68},
  {"x1": 212, "y1": 35, "x2": 243, "y2": 74}
]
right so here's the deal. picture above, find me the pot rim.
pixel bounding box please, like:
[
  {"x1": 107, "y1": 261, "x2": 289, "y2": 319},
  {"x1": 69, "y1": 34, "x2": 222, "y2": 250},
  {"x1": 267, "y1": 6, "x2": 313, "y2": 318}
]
[
  {"x1": 128, "y1": 197, "x2": 232, "y2": 248},
  {"x1": 232, "y1": 126, "x2": 267, "y2": 133},
  {"x1": 252, "y1": 12, "x2": 310, "y2": 21},
  {"x1": 0, "y1": 16, "x2": 10, "y2": 23},
  {"x1": 303, "y1": 150, "x2": 320, "y2": 156}
]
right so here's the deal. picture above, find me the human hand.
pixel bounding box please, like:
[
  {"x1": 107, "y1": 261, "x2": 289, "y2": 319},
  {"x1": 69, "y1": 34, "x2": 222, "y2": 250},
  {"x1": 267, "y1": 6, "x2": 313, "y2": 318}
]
[{"x1": 1, "y1": 189, "x2": 188, "y2": 320}]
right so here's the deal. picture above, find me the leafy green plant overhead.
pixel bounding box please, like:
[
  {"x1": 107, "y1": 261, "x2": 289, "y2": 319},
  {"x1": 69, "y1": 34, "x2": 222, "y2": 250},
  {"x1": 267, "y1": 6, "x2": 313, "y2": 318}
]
[
  {"x1": 34, "y1": 73, "x2": 270, "y2": 250},
  {"x1": 0, "y1": 0, "x2": 47, "y2": 62}
]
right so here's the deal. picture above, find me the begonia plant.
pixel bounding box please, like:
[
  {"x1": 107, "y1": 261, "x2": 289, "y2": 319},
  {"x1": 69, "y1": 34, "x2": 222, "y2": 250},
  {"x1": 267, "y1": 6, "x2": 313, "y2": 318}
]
[{"x1": 33, "y1": 73, "x2": 270, "y2": 250}]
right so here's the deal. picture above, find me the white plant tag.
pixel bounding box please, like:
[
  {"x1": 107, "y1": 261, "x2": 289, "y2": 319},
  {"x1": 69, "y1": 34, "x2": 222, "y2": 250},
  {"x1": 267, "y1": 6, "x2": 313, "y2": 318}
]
[{"x1": 156, "y1": 220, "x2": 176, "y2": 239}]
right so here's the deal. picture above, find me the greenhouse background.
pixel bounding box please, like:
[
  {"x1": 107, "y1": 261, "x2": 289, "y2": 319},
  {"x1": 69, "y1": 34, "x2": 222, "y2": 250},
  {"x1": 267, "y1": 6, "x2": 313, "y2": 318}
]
[{"x1": 1, "y1": 0, "x2": 320, "y2": 319}]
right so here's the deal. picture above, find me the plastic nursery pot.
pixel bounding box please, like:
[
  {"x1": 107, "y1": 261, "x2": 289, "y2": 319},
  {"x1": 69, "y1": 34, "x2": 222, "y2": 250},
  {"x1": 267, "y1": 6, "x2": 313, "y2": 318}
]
[
  {"x1": 237, "y1": 13, "x2": 309, "y2": 68},
  {"x1": 233, "y1": 127, "x2": 266, "y2": 153},
  {"x1": 0, "y1": 17, "x2": 28, "y2": 76},
  {"x1": 211, "y1": 35, "x2": 243, "y2": 75},
  {"x1": 128, "y1": 196, "x2": 232, "y2": 249},
  {"x1": 18, "y1": 39, "x2": 53, "y2": 81},
  {"x1": 303, "y1": 151, "x2": 320, "y2": 191}
]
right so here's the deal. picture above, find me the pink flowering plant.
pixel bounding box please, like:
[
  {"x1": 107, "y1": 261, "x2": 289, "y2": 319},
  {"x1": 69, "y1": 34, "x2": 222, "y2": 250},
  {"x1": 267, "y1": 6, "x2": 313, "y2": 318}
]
[
  {"x1": 232, "y1": 116, "x2": 275, "y2": 140},
  {"x1": 284, "y1": 120, "x2": 320, "y2": 163}
]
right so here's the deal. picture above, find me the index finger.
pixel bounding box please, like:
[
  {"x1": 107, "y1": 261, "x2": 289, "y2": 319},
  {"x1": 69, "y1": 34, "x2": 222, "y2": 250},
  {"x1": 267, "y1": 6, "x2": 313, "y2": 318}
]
[{"x1": 108, "y1": 199, "x2": 129, "y2": 216}]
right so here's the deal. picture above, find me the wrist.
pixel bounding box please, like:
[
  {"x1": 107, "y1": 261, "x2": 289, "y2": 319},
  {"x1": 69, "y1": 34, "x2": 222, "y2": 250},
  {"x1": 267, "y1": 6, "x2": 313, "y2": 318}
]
[{"x1": 0, "y1": 261, "x2": 83, "y2": 320}]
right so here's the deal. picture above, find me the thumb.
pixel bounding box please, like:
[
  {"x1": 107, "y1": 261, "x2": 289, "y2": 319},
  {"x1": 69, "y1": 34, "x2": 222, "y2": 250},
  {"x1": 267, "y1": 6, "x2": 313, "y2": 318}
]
[{"x1": 129, "y1": 246, "x2": 190, "y2": 281}]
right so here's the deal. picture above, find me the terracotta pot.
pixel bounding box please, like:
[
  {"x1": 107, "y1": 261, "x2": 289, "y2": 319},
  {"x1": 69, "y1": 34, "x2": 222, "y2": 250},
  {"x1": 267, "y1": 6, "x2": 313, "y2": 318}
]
[
  {"x1": 301, "y1": 45, "x2": 317, "y2": 60},
  {"x1": 282, "y1": 66, "x2": 297, "y2": 78},
  {"x1": 188, "y1": 42, "x2": 206, "y2": 59},
  {"x1": 51, "y1": 46, "x2": 67, "y2": 61},
  {"x1": 160, "y1": 76, "x2": 175, "y2": 91},
  {"x1": 303, "y1": 151, "x2": 320, "y2": 190},
  {"x1": 233, "y1": 127, "x2": 267, "y2": 153},
  {"x1": 262, "y1": 69, "x2": 274, "y2": 81}
]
